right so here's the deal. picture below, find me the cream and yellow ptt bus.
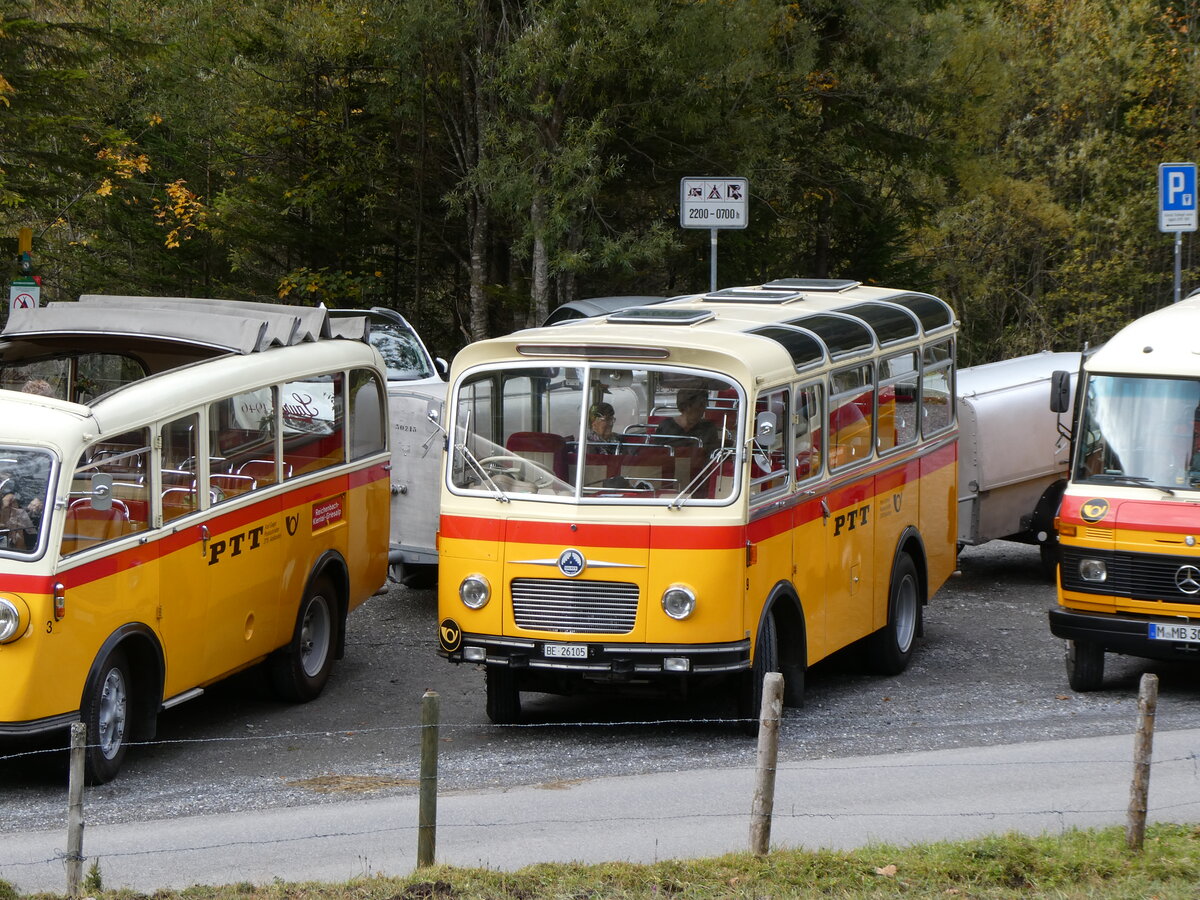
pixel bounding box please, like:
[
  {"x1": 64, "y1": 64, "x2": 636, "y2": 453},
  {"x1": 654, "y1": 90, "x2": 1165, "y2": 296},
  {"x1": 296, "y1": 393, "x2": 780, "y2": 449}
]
[
  {"x1": 436, "y1": 279, "x2": 958, "y2": 726},
  {"x1": 0, "y1": 296, "x2": 390, "y2": 782}
]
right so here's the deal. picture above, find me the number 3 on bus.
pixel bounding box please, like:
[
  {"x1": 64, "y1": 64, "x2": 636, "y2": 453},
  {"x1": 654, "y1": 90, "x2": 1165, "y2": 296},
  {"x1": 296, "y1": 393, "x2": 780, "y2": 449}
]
[{"x1": 436, "y1": 278, "x2": 958, "y2": 729}]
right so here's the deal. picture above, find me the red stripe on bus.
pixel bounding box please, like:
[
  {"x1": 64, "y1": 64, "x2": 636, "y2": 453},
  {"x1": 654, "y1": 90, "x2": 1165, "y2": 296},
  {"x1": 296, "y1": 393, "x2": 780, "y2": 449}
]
[{"x1": 0, "y1": 573, "x2": 57, "y2": 593}]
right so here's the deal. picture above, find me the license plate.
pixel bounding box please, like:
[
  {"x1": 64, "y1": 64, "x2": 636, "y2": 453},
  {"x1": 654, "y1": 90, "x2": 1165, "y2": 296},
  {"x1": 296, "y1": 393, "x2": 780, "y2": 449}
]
[
  {"x1": 543, "y1": 643, "x2": 588, "y2": 659},
  {"x1": 1149, "y1": 622, "x2": 1200, "y2": 643}
]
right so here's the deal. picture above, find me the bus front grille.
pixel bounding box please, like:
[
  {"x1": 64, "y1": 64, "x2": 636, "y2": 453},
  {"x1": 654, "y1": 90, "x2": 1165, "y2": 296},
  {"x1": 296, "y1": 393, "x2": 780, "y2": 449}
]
[{"x1": 510, "y1": 578, "x2": 640, "y2": 634}]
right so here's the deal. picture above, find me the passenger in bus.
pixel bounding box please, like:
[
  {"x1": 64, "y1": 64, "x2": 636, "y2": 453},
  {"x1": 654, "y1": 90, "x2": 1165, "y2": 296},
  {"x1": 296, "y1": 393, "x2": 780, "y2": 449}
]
[
  {"x1": 21, "y1": 378, "x2": 54, "y2": 397},
  {"x1": 654, "y1": 387, "x2": 722, "y2": 456},
  {"x1": 586, "y1": 402, "x2": 620, "y2": 453},
  {"x1": 0, "y1": 486, "x2": 33, "y2": 551}
]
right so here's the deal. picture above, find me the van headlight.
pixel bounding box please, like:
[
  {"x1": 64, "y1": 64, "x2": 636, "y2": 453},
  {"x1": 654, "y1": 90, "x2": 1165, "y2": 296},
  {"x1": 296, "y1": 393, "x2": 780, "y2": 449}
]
[
  {"x1": 459, "y1": 575, "x2": 491, "y2": 610},
  {"x1": 1079, "y1": 559, "x2": 1107, "y2": 582},
  {"x1": 661, "y1": 585, "x2": 696, "y2": 620},
  {"x1": 0, "y1": 596, "x2": 28, "y2": 642}
]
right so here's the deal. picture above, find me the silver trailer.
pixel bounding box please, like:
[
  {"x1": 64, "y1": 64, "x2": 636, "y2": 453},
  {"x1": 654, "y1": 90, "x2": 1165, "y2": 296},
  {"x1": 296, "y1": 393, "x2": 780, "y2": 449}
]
[
  {"x1": 333, "y1": 308, "x2": 447, "y2": 586},
  {"x1": 957, "y1": 350, "x2": 1080, "y2": 573}
]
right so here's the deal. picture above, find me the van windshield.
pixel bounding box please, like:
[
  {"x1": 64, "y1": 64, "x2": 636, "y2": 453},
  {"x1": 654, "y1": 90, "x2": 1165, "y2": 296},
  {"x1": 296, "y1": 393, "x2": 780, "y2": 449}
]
[
  {"x1": 449, "y1": 364, "x2": 741, "y2": 504},
  {"x1": 0, "y1": 447, "x2": 55, "y2": 556},
  {"x1": 1075, "y1": 374, "x2": 1200, "y2": 491}
]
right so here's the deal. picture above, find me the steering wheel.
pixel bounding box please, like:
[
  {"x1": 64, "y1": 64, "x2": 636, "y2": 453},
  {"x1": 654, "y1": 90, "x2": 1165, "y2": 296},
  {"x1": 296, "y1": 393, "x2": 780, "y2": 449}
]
[{"x1": 478, "y1": 455, "x2": 556, "y2": 489}]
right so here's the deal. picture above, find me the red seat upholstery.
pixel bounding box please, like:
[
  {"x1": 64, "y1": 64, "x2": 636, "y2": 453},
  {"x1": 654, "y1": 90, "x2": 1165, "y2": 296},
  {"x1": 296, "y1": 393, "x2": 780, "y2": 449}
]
[{"x1": 506, "y1": 432, "x2": 568, "y2": 480}]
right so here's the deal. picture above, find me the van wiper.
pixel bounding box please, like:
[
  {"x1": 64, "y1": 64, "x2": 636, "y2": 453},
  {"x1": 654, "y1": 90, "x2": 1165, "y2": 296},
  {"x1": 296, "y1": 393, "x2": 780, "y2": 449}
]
[
  {"x1": 670, "y1": 447, "x2": 735, "y2": 509},
  {"x1": 1090, "y1": 473, "x2": 1174, "y2": 496}
]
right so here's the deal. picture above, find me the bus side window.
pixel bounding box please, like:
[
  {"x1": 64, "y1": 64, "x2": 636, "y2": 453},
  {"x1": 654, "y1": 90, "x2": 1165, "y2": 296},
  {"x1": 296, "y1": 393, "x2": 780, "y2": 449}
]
[
  {"x1": 921, "y1": 341, "x2": 955, "y2": 437},
  {"x1": 209, "y1": 389, "x2": 277, "y2": 500},
  {"x1": 62, "y1": 427, "x2": 152, "y2": 556},
  {"x1": 350, "y1": 368, "x2": 386, "y2": 459},
  {"x1": 283, "y1": 372, "x2": 345, "y2": 478},
  {"x1": 794, "y1": 382, "x2": 823, "y2": 481},
  {"x1": 161, "y1": 413, "x2": 200, "y2": 523},
  {"x1": 750, "y1": 388, "x2": 789, "y2": 498},
  {"x1": 829, "y1": 364, "x2": 874, "y2": 470},
  {"x1": 879, "y1": 352, "x2": 918, "y2": 453}
]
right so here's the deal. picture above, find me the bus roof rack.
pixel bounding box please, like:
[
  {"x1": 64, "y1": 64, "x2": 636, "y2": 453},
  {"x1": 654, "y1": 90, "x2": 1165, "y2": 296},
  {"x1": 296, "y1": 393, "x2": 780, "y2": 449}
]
[{"x1": 3, "y1": 295, "x2": 370, "y2": 355}]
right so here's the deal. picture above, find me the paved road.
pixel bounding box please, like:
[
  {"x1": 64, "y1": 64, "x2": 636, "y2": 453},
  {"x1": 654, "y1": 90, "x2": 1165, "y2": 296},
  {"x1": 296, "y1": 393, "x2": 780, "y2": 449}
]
[{"x1": 3, "y1": 727, "x2": 1200, "y2": 893}]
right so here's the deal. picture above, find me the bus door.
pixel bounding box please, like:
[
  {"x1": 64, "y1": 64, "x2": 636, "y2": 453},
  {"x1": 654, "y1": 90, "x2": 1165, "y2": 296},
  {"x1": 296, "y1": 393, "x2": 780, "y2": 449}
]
[
  {"x1": 746, "y1": 386, "x2": 793, "y2": 632},
  {"x1": 199, "y1": 387, "x2": 287, "y2": 678},
  {"x1": 824, "y1": 363, "x2": 876, "y2": 650}
]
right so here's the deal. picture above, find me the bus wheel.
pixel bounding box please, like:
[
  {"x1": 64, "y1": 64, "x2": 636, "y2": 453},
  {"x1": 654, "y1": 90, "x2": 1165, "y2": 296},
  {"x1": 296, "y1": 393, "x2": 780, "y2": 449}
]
[
  {"x1": 83, "y1": 649, "x2": 131, "y2": 785},
  {"x1": 867, "y1": 553, "x2": 920, "y2": 676},
  {"x1": 485, "y1": 666, "x2": 521, "y2": 725},
  {"x1": 271, "y1": 578, "x2": 336, "y2": 702},
  {"x1": 1066, "y1": 639, "x2": 1104, "y2": 691},
  {"x1": 737, "y1": 612, "x2": 779, "y2": 736}
]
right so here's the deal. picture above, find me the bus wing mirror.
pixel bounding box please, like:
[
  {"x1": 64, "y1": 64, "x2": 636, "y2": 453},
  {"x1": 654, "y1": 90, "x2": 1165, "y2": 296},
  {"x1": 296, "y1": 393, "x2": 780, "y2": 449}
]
[
  {"x1": 1050, "y1": 370, "x2": 1071, "y2": 413},
  {"x1": 91, "y1": 473, "x2": 113, "y2": 511},
  {"x1": 755, "y1": 410, "x2": 780, "y2": 447}
]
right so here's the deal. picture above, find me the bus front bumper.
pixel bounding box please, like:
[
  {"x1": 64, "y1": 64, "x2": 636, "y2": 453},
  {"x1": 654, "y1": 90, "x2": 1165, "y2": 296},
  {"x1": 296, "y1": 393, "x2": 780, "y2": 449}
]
[
  {"x1": 1048, "y1": 606, "x2": 1200, "y2": 661},
  {"x1": 440, "y1": 631, "x2": 751, "y2": 680}
]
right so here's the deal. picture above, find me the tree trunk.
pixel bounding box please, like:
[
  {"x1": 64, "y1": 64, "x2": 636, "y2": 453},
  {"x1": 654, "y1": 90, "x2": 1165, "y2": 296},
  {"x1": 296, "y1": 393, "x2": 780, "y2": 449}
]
[{"x1": 530, "y1": 192, "x2": 550, "y2": 325}]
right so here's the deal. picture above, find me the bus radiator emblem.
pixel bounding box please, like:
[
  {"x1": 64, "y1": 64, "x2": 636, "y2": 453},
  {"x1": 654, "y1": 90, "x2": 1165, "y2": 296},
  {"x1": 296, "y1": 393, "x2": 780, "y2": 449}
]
[{"x1": 558, "y1": 548, "x2": 586, "y2": 577}]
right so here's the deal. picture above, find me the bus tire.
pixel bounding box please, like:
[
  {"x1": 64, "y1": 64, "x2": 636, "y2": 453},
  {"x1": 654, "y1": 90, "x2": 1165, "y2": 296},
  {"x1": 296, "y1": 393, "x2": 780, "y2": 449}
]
[
  {"x1": 485, "y1": 666, "x2": 521, "y2": 725},
  {"x1": 271, "y1": 577, "x2": 337, "y2": 702},
  {"x1": 867, "y1": 553, "x2": 920, "y2": 676},
  {"x1": 1066, "y1": 639, "x2": 1104, "y2": 691},
  {"x1": 83, "y1": 648, "x2": 131, "y2": 785},
  {"x1": 737, "y1": 611, "x2": 779, "y2": 736}
]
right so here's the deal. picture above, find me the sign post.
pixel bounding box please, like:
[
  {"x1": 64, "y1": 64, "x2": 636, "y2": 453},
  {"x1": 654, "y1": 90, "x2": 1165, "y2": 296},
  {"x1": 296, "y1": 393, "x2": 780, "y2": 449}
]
[
  {"x1": 680, "y1": 177, "x2": 749, "y2": 292},
  {"x1": 1158, "y1": 162, "x2": 1197, "y2": 302}
]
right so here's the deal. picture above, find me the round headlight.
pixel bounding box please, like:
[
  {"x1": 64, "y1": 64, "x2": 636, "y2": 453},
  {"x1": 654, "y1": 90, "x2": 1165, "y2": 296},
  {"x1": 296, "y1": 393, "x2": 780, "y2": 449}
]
[
  {"x1": 459, "y1": 574, "x2": 491, "y2": 610},
  {"x1": 661, "y1": 585, "x2": 696, "y2": 620},
  {"x1": 0, "y1": 597, "x2": 27, "y2": 643}
]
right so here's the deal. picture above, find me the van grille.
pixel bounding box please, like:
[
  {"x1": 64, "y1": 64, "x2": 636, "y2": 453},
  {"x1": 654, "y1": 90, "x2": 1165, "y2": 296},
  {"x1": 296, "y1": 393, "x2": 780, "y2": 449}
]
[
  {"x1": 510, "y1": 578, "x2": 639, "y2": 634},
  {"x1": 1061, "y1": 547, "x2": 1200, "y2": 604}
]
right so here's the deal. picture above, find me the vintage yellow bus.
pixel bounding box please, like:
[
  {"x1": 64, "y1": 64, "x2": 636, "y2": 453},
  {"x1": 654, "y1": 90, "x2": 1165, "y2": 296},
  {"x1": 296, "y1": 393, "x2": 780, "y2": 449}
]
[
  {"x1": 1050, "y1": 293, "x2": 1200, "y2": 689},
  {"x1": 0, "y1": 295, "x2": 390, "y2": 782},
  {"x1": 436, "y1": 279, "x2": 958, "y2": 726}
]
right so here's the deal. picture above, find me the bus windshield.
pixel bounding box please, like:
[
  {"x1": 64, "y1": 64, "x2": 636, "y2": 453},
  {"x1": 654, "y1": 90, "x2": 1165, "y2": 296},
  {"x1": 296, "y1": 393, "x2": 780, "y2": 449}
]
[
  {"x1": 449, "y1": 364, "x2": 742, "y2": 503},
  {"x1": 1075, "y1": 374, "x2": 1200, "y2": 491},
  {"x1": 0, "y1": 446, "x2": 55, "y2": 556}
]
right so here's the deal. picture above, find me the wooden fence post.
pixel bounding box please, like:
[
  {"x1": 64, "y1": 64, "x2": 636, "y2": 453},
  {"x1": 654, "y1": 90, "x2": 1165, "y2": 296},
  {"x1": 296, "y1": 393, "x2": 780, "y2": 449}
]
[
  {"x1": 1126, "y1": 672, "x2": 1158, "y2": 851},
  {"x1": 749, "y1": 672, "x2": 784, "y2": 856},
  {"x1": 66, "y1": 722, "x2": 86, "y2": 897},
  {"x1": 417, "y1": 690, "x2": 439, "y2": 868}
]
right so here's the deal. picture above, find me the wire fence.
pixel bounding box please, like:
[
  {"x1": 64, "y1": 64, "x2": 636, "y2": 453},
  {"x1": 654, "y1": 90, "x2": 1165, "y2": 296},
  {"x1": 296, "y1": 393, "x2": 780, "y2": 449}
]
[{"x1": 2, "y1": 679, "x2": 1200, "y2": 896}]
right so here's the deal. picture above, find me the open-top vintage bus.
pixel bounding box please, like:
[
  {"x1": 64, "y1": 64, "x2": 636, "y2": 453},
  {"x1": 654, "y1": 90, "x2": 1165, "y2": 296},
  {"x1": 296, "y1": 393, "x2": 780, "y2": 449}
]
[
  {"x1": 436, "y1": 278, "x2": 958, "y2": 726},
  {"x1": 0, "y1": 295, "x2": 390, "y2": 781}
]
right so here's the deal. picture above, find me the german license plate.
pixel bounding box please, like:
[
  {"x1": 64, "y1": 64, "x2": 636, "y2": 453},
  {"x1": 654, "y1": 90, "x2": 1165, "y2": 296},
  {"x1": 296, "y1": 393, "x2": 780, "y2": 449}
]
[
  {"x1": 543, "y1": 643, "x2": 587, "y2": 659},
  {"x1": 1149, "y1": 622, "x2": 1200, "y2": 643}
]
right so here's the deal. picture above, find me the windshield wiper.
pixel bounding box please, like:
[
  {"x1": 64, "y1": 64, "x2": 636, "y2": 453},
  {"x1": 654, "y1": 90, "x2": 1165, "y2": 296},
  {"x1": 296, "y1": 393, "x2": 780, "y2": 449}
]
[
  {"x1": 456, "y1": 443, "x2": 511, "y2": 502},
  {"x1": 1089, "y1": 473, "x2": 1174, "y2": 496},
  {"x1": 670, "y1": 447, "x2": 735, "y2": 509}
]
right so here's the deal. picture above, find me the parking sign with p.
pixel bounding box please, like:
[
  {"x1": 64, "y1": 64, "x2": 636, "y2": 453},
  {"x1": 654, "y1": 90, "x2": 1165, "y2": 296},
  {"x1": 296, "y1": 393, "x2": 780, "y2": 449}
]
[{"x1": 1159, "y1": 162, "x2": 1197, "y2": 232}]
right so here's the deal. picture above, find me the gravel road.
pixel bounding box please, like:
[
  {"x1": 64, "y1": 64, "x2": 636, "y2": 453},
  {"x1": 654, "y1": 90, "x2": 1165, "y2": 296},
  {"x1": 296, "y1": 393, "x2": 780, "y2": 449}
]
[{"x1": 4, "y1": 540, "x2": 1198, "y2": 833}]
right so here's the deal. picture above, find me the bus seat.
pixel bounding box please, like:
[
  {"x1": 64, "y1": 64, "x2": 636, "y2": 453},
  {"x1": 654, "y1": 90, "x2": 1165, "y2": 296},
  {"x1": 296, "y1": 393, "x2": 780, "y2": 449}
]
[
  {"x1": 63, "y1": 498, "x2": 132, "y2": 552},
  {"x1": 621, "y1": 445, "x2": 675, "y2": 488},
  {"x1": 569, "y1": 451, "x2": 621, "y2": 487},
  {"x1": 237, "y1": 458, "x2": 290, "y2": 483},
  {"x1": 505, "y1": 432, "x2": 568, "y2": 480},
  {"x1": 211, "y1": 473, "x2": 257, "y2": 498}
]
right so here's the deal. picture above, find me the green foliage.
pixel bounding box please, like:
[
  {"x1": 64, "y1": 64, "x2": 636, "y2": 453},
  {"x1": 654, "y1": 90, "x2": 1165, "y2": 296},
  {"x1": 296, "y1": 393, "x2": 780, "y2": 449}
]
[{"x1": 2, "y1": 0, "x2": 1197, "y2": 360}]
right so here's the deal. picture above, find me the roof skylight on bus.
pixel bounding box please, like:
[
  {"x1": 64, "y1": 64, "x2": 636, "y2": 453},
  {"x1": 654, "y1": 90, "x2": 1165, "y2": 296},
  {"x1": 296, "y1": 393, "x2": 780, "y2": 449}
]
[
  {"x1": 606, "y1": 308, "x2": 715, "y2": 325},
  {"x1": 782, "y1": 313, "x2": 874, "y2": 357},
  {"x1": 763, "y1": 278, "x2": 862, "y2": 292},
  {"x1": 748, "y1": 325, "x2": 825, "y2": 370},
  {"x1": 889, "y1": 294, "x2": 955, "y2": 333},
  {"x1": 841, "y1": 302, "x2": 920, "y2": 344},
  {"x1": 701, "y1": 287, "x2": 803, "y2": 304}
]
